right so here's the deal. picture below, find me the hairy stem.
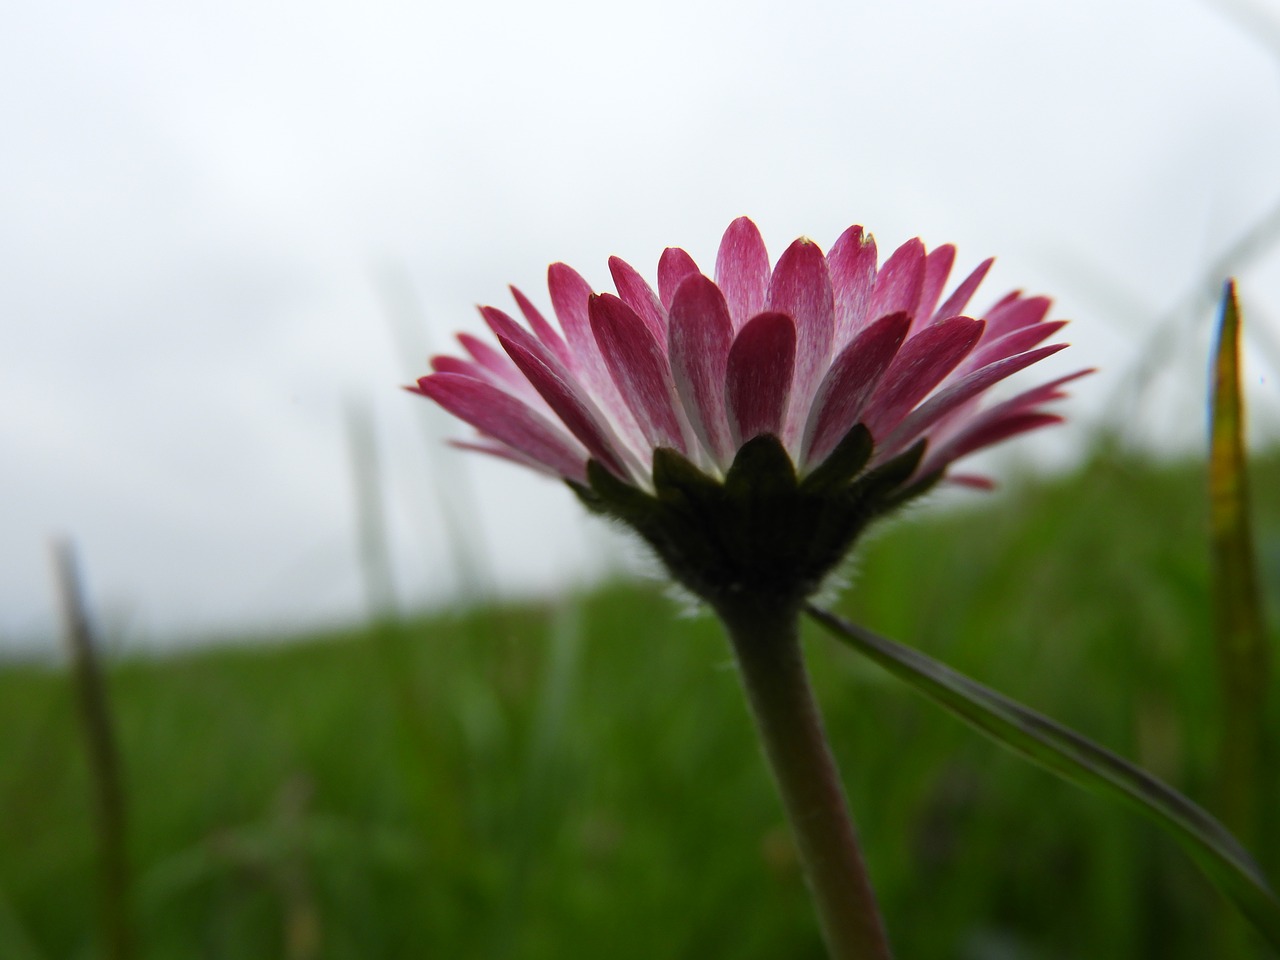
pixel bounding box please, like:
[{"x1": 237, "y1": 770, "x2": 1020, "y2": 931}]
[{"x1": 719, "y1": 601, "x2": 892, "y2": 960}]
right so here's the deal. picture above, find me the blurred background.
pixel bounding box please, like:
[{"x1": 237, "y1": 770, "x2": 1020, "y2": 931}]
[
  {"x1": 4, "y1": 0, "x2": 1280, "y2": 652},
  {"x1": 5, "y1": 2, "x2": 1280, "y2": 957}
]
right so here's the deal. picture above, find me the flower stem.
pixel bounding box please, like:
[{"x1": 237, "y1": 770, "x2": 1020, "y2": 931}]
[{"x1": 719, "y1": 601, "x2": 892, "y2": 960}]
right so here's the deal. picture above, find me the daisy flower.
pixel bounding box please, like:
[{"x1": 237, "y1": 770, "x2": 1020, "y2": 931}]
[{"x1": 413, "y1": 216, "x2": 1087, "y2": 608}]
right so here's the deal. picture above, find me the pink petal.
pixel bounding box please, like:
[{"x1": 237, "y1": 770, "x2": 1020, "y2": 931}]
[
  {"x1": 459, "y1": 330, "x2": 542, "y2": 399},
  {"x1": 455, "y1": 330, "x2": 550, "y2": 414},
  {"x1": 658, "y1": 247, "x2": 700, "y2": 309},
  {"x1": 430, "y1": 355, "x2": 479, "y2": 377},
  {"x1": 509, "y1": 285, "x2": 572, "y2": 367},
  {"x1": 725, "y1": 312, "x2": 796, "y2": 447},
  {"x1": 460, "y1": 331, "x2": 514, "y2": 373},
  {"x1": 609, "y1": 256, "x2": 668, "y2": 344},
  {"x1": 966, "y1": 368, "x2": 1093, "y2": 423},
  {"x1": 878, "y1": 343, "x2": 1068, "y2": 458},
  {"x1": 932, "y1": 257, "x2": 994, "y2": 323},
  {"x1": 828, "y1": 224, "x2": 878, "y2": 347},
  {"x1": 985, "y1": 295, "x2": 1052, "y2": 340},
  {"x1": 800, "y1": 311, "x2": 910, "y2": 468},
  {"x1": 862, "y1": 316, "x2": 985, "y2": 440},
  {"x1": 866, "y1": 238, "x2": 925, "y2": 328},
  {"x1": 493, "y1": 325, "x2": 641, "y2": 481},
  {"x1": 768, "y1": 237, "x2": 835, "y2": 446},
  {"x1": 416, "y1": 372, "x2": 588, "y2": 480},
  {"x1": 546, "y1": 262, "x2": 645, "y2": 447},
  {"x1": 479, "y1": 304, "x2": 537, "y2": 352},
  {"x1": 668, "y1": 274, "x2": 735, "y2": 467},
  {"x1": 936, "y1": 412, "x2": 1065, "y2": 465},
  {"x1": 715, "y1": 216, "x2": 771, "y2": 331},
  {"x1": 547, "y1": 262, "x2": 604, "y2": 379},
  {"x1": 589, "y1": 293, "x2": 688, "y2": 455},
  {"x1": 449, "y1": 438, "x2": 570, "y2": 479},
  {"x1": 946, "y1": 473, "x2": 996, "y2": 490},
  {"x1": 920, "y1": 369, "x2": 1093, "y2": 474},
  {"x1": 967, "y1": 320, "x2": 1067, "y2": 371},
  {"x1": 916, "y1": 244, "x2": 956, "y2": 325}
]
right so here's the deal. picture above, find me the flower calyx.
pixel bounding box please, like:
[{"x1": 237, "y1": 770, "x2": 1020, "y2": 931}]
[{"x1": 569, "y1": 424, "x2": 939, "y2": 615}]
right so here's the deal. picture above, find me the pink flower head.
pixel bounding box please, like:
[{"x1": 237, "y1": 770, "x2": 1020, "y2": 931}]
[{"x1": 412, "y1": 217, "x2": 1089, "y2": 608}]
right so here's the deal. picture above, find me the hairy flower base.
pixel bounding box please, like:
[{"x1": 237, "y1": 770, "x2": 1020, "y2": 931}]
[{"x1": 571, "y1": 424, "x2": 936, "y2": 612}]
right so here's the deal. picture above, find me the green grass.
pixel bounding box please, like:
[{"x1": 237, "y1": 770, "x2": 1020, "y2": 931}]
[{"x1": 2, "y1": 448, "x2": 1278, "y2": 959}]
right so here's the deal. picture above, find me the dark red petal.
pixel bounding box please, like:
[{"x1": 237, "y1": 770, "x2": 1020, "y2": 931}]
[
  {"x1": 418, "y1": 372, "x2": 588, "y2": 480},
  {"x1": 946, "y1": 473, "x2": 997, "y2": 490},
  {"x1": 725, "y1": 312, "x2": 796, "y2": 447},
  {"x1": 768, "y1": 238, "x2": 835, "y2": 446},
  {"x1": 939, "y1": 412, "x2": 1065, "y2": 464},
  {"x1": 984, "y1": 295, "x2": 1052, "y2": 340},
  {"x1": 862, "y1": 316, "x2": 985, "y2": 439},
  {"x1": 715, "y1": 216, "x2": 771, "y2": 331},
  {"x1": 932, "y1": 257, "x2": 993, "y2": 323},
  {"x1": 962, "y1": 369, "x2": 1093, "y2": 425},
  {"x1": 829, "y1": 224, "x2": 878, "y2": 346},
  {"x1": 866, "y1": 238, "x2": 926, "y2": 328},
  {"x1": 658, "y1": 247, "x2": 700, "y2": 309},
  {"x1": 668, "y1": 274, "x2": 735, "y2": 466},
  {"x1": 916, "y1": 244, "x2": 956, "y2": 325},
  {"x1": 878, "y1": 343, "x2": 1068, "y2": 457},
  {"x1": 609, "y1": 256, "x2": 667, "y2": 344},
  {"x1": 920, "y1": 369, "x2": 1093, "y2": 474},
  {"x1": 800, "y1": 311, "x2": 910, "y2": 468},
  {"x1": 589, "y1": 293, "x2": 688, "y2": 455},
  {"x1": 967, "y1": 320, "x2": 1068, "y2": 371}
]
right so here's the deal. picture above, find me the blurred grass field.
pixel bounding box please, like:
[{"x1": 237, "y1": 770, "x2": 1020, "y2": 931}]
[{"x1": 2, "y1": 446, "x2": 1279, "y2": 959}]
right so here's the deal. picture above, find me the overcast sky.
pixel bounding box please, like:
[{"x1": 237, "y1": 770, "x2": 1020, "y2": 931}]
[{"x1": 4, "y1": 0, "x2": 1280, "y2": 653}]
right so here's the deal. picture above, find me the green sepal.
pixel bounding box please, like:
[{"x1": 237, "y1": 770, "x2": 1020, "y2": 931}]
[
  {"x1": 574, "y1": 432, "x2": 935, "y2": 612},
  {"x1": 725, "y1": 434, "x2": 799, "y2": 500},
  {"x1": 800, "y1": 424, "x2": 873, "y2": 495},
  {"x1": 566, "y1": 479, "x2": 602, "y2": 513},
  {"x1": 579, "y1": 460, "x2": 659, "y2": 528},
  {"x1": 880, "y1": 468, "x2": 943, "y2": 513},
  {"x1": 841, "y1": 440, "x2": 927, "y2": 516},
  {"x1": 652, "y1": 447, "x2": 723, "y2": 506}
]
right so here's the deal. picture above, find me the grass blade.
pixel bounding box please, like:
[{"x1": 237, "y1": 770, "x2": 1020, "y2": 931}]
[
  {"x1": 345, "y1": 396, "x2": 399, "y2": 622},
  {"x1": 805, "y1": 603, "x2": 1280, "y2": 948},
  {"x1": 490, "y1": 600, "x2": 584, "y2": 958},
  {"x1": 1208, "y1": 280, "x2": 1271, "y2": 846},
  {"x1": 51, "y1": 539, "x2": 134, "y2": 960}
]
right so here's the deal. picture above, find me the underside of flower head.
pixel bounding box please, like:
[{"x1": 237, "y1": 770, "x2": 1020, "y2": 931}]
[{"x1": 413, "y1": 217, "x2": 1091, "y2": 607}]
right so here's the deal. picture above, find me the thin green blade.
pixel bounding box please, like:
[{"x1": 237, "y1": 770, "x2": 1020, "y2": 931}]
[
  {"x1": 1208, "y1": 279, "x2": 1271, "y2": 846},
  {"x1": 806, "y1": 603, "x2": 1280, "y2": 947}
]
